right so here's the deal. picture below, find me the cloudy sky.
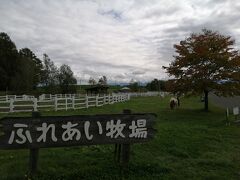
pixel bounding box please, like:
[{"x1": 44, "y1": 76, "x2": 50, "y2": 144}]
[{"x1": 0, "y1": 0, "x2": 240, "y2": 84}]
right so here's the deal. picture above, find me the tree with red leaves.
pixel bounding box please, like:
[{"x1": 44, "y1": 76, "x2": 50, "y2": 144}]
[{"x1": 163, "y1": 29, "x2": 240, "y2": 111}]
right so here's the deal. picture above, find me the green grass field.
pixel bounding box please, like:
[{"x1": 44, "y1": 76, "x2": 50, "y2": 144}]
[{"x1": 0, "y1": 96, "x2": 239, "y2": 180}]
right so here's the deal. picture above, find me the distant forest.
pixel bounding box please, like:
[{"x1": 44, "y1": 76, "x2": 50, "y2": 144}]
[
  {"x1": 0, "y1": 32, "x2": 168, "y2": 95},
  {"x1": 0, "y1": 32, "x2": 77, "y2": 95}
]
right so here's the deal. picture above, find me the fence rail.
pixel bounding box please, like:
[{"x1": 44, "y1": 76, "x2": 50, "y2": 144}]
[{"x1": 0, "y1": 94, "x2": 130, "y2": 113}]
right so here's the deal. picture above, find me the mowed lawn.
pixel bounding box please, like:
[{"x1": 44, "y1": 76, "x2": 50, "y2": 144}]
[{"x1": 0, "y1": 96, "x2": 239, "y2": 179}]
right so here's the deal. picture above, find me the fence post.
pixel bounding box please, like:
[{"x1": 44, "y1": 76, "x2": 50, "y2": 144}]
[
  {"x1": 33, "y1": 98, "x2": 38, "y2": 112},
  {"x1": 39, "y1": 94, "x2": 44, "y2": 101},
  {"x1": 108, "y1": 94, "x2": 111, "y2": 104},
  {"x1": 103, "y1": 94, "x2": 106, "y2": 105},
  {"x1": 54, "y1": 97, "x2": 58, "y2": 111},
  {"x1": 96, "y1": 94, "x2": 99, "y2": 107},
  {"x1": 72, "y1": 96, "x2": 75, "y2": 110},
  {"x1": 121, "y1": 109, "x2": 131, "y2": 176},
  {"x1": 65, "y1": 98, "x2": 68, "y2": 111},
  {"x1": 39, "y1": 95, "x2": 42, "y2": 101},
  {"x1": 85, "y1": 94, "x2": 89, "y2": 108},
  {"x1": 121, "y1": 110, "x2": 131, "y2": 161},
  {"x1": 9, "y1": 98, "x2": 14, "y2": 113},
  {"x1": 127, "y1": 94, "x2": 130, "y2": 100},
  {"x1": 113, "y1": 95, "x2": 115, "y2": 104}
]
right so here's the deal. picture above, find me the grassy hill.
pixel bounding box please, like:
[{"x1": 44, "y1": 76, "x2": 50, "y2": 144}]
[{"x1": 0, "y1": 96, "x2": 239, "y2": 179}]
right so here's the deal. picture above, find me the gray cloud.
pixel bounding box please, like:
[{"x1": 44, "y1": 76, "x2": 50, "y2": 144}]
[
  {"x1": 132, "y1": 70, "x2": 146, "y2": 75},
  {"x1": 0, "y1": 0, "x2": 240, "y2": 83}
]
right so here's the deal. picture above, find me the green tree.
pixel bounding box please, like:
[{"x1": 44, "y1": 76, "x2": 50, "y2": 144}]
[
  {"x1": 163, "y1": 29, "x2": 240, "y2": 111},
  {"x1": 11, "y1": 53, "x2": 35, "y2": 93},
  {"x1": 0, "y1": 32, "x2": 18, "y2": 91},
  {"x1": 146, "y1": 79, "x2": 165, "y2": 91},
  {"x1": 42, "y1": 54, "x2": 59, "y2": 93},
  {"x1": 98, "y1": 76, "x2": 107, "y2": 85},
  {"x1": 88, "y1": 77, "x2": 96, "y2": 85},
  {"x1": 128, "y1": 79, "x2": 139, "y2": 92},
  {"x1": 42, "y1": 54, "x2": 58, "y2": 85},
  {"x1": 19, "y1": 48, "x2": 43, "y2": 89},
  {"x1": 58, "y1": 64, "x2": 77, "y2": 94}
]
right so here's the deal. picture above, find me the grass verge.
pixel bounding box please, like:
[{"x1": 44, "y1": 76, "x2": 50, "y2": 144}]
[{"x1": 0, "y1": 96, "x2": 239, "y2": 179}]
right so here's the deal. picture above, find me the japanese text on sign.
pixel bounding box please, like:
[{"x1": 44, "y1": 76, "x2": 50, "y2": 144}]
[{"x1": 0, "y1": 114, "x2": 156, "y2": 149}]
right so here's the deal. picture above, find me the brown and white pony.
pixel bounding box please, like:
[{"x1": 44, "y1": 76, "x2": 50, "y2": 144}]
[{"x1": 170, "y1": 97, "x2": 178, "y2": 110}]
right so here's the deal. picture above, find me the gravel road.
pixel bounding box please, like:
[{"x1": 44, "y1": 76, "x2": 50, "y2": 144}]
[{"x1": 209, "y1": 93, "x2": 240, "y2": 109}]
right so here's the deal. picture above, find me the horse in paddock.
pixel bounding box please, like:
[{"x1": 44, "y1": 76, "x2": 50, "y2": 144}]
[{"x1": 169, "y1": 97, "x2": 178, "y2": 110}]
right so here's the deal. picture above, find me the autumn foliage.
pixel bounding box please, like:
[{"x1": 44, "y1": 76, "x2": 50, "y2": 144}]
[{"x1": 163, "y1": 29, "x2": 240, "y2": 111}]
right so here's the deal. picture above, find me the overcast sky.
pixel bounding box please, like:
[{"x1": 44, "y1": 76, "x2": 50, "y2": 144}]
[{"x1": 0, "y1": 0, "x2": 240, "y2": 84}]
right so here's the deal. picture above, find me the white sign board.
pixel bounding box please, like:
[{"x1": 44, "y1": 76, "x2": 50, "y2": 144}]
[{"x1": 233, "y1": 107, "x2": 239, "y2": 115}]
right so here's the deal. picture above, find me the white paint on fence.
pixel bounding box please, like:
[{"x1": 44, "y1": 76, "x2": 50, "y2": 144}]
[{"x1": 0, "y1": 94, "x2": 129, "y2": 113}]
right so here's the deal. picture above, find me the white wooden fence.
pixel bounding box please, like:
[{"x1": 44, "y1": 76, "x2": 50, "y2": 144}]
[
  {"x1": 0, "y1": 91, "x2": 165, "y2": 113},
  {"x1": 37, "y1": 92, "x2": 166, "y2": 100},
  {"x1": 0, "y1": 94, "x2": 130, "y2": 113}
]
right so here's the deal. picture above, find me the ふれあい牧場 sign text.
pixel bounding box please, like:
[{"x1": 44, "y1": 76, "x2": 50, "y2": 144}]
[{"x1": 0, "y1": 114, "x2": 156, "y2": 149}]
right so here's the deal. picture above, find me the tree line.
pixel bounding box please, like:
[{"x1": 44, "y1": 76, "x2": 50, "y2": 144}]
[
  {"x1": 145, "y1": 79, "x2": 166, "y2": 91},
  {"x1": 0, "y1": 32, "x2": 77, "y2": 94},
  {"x1": 88, "y1": 76, "x2": 107, "y2": 86}
]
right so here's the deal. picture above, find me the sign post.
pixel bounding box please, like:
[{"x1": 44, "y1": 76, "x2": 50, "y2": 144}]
[
  {"x1": 29, "y1": 112, "x2": 41, "y2": 175},
  {"x1": 233, "y1": 107, "x2": 239, "y2": 122},
  {"x1": 121, "y1": 109, "x2": 131, "y2": 169}
]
